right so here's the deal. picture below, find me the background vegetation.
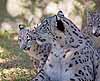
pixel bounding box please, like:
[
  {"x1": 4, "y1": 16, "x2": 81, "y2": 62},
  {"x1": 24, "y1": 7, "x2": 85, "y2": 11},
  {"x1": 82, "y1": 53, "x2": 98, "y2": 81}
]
[{"x1": 0, "y1": 0, "x2": 99, "y2": 81}]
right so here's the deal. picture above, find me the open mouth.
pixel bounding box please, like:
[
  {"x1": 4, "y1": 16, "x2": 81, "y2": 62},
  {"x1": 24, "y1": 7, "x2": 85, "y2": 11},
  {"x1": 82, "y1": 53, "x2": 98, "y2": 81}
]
[{"x1": 23, "y1": 47, "x2": 31, "y2": 50}]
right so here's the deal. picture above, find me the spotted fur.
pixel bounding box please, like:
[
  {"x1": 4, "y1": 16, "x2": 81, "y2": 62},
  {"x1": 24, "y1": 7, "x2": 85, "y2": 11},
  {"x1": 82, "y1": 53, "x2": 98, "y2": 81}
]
[
  {"x1": 18, "y1": 11, "x2": 100, "y2": 81},
  {"x1": 82, "y1": 11, "x2": 100, "y2": 47},
  {"x1": 32, "y1": 69, "x2": 52, "y2": 81},
  {"x1": 18, "y1": 25, "x2": 52, "y2": 72}
]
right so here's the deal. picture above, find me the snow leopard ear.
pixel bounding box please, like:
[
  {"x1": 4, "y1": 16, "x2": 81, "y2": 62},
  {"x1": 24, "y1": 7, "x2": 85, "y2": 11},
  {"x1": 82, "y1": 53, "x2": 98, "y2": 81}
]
[
  {"x1": 57, "y1": 11, "x2": 64, "y2": 19},
  {"x1": 56, "y1": 11, "x2": 65, "y2": 32},
  {"x1": 19, "y1": 24, "x2": 25, "y2": 30}
]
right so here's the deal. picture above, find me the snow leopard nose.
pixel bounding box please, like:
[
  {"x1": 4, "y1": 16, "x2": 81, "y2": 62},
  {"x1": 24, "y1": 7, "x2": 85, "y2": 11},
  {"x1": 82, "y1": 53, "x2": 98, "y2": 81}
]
[
  {"x1": 20, "y1": 44, "x2": 26, "y2": 49},
  {"x1": 21, "y1": 45, "x2": 30, "y2": 50},
  {"x1": 92, "y1": 27, "x2": 100, "y2": 37}
]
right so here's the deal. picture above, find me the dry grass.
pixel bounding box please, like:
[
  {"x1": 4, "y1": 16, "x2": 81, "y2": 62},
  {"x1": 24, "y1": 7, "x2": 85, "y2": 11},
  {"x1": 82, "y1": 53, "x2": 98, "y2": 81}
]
[{"x1": 0, "y1": 31, "x2": 36, "y2": 81}]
